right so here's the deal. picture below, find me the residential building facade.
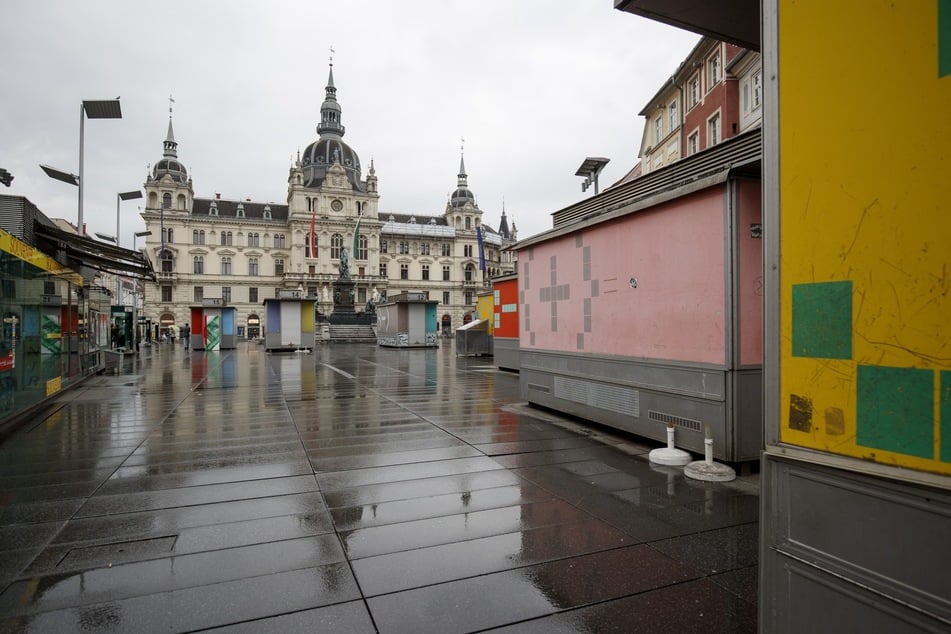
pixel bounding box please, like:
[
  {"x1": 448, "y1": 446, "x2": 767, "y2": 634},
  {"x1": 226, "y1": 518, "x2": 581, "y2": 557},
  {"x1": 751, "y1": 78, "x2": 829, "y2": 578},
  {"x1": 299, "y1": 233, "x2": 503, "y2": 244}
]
[
  {"x1": 638, "y1": 37, "x2": 752, "y2": 176},
  {"x1": 139, "y1": 65, "x2": 516, "y2": 338}
]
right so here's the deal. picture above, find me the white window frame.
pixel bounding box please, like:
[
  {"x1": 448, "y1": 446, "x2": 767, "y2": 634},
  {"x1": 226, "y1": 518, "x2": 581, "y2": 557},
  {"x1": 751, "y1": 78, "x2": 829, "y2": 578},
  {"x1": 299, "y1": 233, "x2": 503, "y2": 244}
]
[
  {"x1": 708, "y1": 50, "x2": 721, "y2": 89},
  {"x1": 668, "y1": 100, "x2": 678, "y2": 131},
  {"x1": 687, "y1": 129, "x2": 700, "y2": 156},
  {"x1": 688, "y1": 73, "x2": 700, "y2": 109},
  {"x1": 707, "y1": 111, "x2": 721, "y2": 147}
]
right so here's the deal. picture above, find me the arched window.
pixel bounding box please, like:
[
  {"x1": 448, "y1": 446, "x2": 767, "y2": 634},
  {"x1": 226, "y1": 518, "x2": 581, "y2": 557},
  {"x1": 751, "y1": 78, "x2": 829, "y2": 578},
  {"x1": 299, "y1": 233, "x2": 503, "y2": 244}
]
[
  {"x1": 464, "y1": 264, "x2": 475, "y2": 281},
  {"x1": 193, "y1": 255, "x2": 204, "y2": 274},
  {"x1": 331, "y1": 233, "x2": 343, "y2": 259},
  {"x1": 177, "y1": 194, "x2": 186, "y2": 210},
  {"x1": 248, "y1": 257, "x2": 259, "y2": 276},
  {"x1": 161, "y1": 251, "x2": 173, "y2": 273},
  {"x1": 263, "y1": 205, "x2": 272, "y2": 220},
  {"x1": 222, "y1": 231, "x2": 232, "y2": 246},
  {"x1": 357, "y1": 235, "x2": 368, "y2": 260},
  {"x1": 221, "y1": 256, "x2": 232, "y2": 275},
  {"x1": 465, "y1": 217, "x2": 471, "y2": 230},
  {"x1": 236, "y1": 203, "x2": 245, "y2": 218},
  {"x1": 162, "y1": 193, "x2": 171, "y2": 209},
  {"x1": 168, "y1": 228, "x2": 173, "y2": 243},
  {"x1": 273, "y1": 234, "x2": 285, "y2": 249}
]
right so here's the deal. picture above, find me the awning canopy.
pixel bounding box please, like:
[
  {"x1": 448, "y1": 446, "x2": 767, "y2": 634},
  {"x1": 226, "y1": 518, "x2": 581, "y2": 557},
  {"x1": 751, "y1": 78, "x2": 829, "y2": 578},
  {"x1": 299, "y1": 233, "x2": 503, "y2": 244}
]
[
  {"x1": 614, "y1": 0, "x2": 760, "y2": 51},
  {"x1": 34, "y1": 222, "x2": 154, "y2": 281}
]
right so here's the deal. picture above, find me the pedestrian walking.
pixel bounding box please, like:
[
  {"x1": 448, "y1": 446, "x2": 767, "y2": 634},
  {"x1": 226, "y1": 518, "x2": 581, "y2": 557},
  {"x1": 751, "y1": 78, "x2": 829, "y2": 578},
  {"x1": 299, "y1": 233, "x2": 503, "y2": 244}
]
[{"x1": 182, "y1": 323, "x2": 191, "y2": 350}]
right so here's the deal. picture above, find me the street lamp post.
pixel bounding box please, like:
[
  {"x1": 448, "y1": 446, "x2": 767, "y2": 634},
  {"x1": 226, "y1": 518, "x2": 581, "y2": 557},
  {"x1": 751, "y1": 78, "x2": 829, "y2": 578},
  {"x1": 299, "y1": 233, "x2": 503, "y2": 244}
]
[
  {"x1": 133, "y1": 231, "x2": 152, "y2": 345},
  {"x1": 93, "y1": 232, "x2": 121, "y2": 301},
  {"x1": 78, "y1": 99, "x2": 122, "y2": 232},
  {"x1": 117, "y1": 190, "x2": 143, "y2": 250},
  {"x1": 134, "y1": 230, "x2": 152, "y2": 252},
  {"x1": 40, "y1": 100, "x2": 122, "y2": 235}
]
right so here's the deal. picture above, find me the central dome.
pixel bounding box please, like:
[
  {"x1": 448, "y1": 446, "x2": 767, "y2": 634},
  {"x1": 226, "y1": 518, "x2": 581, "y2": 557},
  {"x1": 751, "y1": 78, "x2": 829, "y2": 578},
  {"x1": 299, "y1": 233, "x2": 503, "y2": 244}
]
[
  {"x1": 450, "y1": 186, "x2": 475, "y2": 208},
  {"x1": 301, "y1": 137, "x2": 364, "y2": 191},
  {"x1": 153, "y1": 157, "x2": 187, "y2": 184}
]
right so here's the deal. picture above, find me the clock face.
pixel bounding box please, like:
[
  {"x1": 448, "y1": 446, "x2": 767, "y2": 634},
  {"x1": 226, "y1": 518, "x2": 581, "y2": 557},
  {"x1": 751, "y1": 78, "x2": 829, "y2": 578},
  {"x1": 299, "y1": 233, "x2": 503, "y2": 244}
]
[{"x1": 331, "y1": 199, "x2": 343, "y2": 211}]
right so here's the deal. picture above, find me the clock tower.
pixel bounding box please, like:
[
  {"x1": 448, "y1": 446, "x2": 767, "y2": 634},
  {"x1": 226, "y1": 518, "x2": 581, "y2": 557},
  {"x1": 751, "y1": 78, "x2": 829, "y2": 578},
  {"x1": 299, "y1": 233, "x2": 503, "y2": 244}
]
[{"x1": 286, "y1": 61, "x2": 382, "y2": 309}]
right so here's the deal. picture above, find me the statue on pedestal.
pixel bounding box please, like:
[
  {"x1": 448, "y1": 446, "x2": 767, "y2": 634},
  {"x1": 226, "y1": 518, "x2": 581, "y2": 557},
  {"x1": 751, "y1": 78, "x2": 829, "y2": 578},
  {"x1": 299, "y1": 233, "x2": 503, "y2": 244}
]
[{"x1": 338, "y1": 247, "x2": 350, "y2": 280}]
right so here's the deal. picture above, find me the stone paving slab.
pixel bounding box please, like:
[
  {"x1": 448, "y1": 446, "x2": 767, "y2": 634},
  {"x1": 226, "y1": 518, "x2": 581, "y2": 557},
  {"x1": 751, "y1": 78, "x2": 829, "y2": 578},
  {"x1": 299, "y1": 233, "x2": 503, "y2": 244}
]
[{"x1": 0, "y1": 341, "x2": 758, "y2": 632}]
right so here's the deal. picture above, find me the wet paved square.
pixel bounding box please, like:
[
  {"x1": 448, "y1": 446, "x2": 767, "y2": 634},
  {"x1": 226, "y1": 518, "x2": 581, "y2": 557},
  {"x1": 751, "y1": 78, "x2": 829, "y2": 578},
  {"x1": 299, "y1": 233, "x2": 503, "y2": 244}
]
[{"x1": 0, "y1": 342, "x2": 758, "y2": 632}]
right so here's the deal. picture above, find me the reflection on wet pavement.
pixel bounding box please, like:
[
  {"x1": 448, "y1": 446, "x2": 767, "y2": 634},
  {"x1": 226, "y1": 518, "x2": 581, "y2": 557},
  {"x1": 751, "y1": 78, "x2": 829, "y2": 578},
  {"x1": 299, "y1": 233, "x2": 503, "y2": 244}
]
[{"x1": 0, "y1": 342, "x2": 758, "y2": 632}]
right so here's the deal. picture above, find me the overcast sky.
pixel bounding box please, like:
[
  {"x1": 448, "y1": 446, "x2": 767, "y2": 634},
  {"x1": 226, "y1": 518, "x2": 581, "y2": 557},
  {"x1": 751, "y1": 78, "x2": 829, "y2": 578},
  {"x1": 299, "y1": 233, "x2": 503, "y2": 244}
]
[{"x1": 2, "y1": 1, "x2": 698, "y2": 248}]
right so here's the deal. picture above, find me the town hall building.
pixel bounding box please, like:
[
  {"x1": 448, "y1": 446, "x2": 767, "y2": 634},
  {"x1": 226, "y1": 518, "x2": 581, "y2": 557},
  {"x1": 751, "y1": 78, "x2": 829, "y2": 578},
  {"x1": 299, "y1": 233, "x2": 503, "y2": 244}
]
[{"x1": 139, "y1": 64, "x2": 516, "y2": 339}]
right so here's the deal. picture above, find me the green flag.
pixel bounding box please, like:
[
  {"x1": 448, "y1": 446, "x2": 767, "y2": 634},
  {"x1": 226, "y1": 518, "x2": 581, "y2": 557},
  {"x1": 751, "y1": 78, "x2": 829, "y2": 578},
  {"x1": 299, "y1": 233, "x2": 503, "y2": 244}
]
[{"x1": 352, "y1": 215, "x2": 362, "y2": 258}]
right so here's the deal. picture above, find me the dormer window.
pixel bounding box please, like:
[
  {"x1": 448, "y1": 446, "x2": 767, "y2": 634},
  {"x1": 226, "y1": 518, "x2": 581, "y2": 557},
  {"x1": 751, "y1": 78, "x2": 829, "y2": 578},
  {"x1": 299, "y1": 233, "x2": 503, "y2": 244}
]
[
  {"x1": 209, "y1": 200, "x2": 218, "y2": 216},
  {"x1": 409, "y1": 216, "x2": 416, "y2": 224},
  {"x1": 236, "y1": 202, "x2": 245, "y2": 218},
  {"x1": 263, "y1": 204, "x2": 272, "y2": 220}
]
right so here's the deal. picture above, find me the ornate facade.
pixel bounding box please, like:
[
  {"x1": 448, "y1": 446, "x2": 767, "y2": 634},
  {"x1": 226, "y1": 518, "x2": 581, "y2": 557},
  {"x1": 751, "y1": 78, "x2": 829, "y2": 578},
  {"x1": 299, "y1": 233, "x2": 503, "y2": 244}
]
[{"x1": 139, "y1": 65, "x2": 516, "y2": 338}]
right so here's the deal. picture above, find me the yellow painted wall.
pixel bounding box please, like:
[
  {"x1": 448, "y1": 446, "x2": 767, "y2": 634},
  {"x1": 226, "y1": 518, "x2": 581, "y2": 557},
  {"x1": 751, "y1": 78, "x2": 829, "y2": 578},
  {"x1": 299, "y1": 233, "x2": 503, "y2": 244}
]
[
  {"x1": 779, "y1": 1, "x2": 951, "y2": 474},
  {"x1": 476, "y1": 292, "x2": 494, "y2": 335},
  {"x1": 0, "y1": 228, "x2": 81, "y2": 284}
]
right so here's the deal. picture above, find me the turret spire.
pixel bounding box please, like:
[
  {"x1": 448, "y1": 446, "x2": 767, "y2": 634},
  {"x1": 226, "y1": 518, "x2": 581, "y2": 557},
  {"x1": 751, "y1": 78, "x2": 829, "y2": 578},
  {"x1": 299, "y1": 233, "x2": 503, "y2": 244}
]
[
  {"x1": 317, "y1": 54, "x2": 345, "y2": 138},
  {"x1": 499, "y1": 199, "x2": 510, "y2": 239},
  {"x1": 164, "y1": 94, "x2": 178, "y2": 159},
  {"x1": 457, "y1": 138, "x2": 468, "y2": 188}
]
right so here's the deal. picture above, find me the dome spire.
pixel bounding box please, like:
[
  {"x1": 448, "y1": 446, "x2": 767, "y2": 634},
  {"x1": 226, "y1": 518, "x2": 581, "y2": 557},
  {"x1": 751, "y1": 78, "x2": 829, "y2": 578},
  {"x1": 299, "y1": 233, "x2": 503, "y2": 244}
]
[
  {"x1": 164, "y1": 94, "x2": 178, "y2": 159},
  {"x1": 150, "y1": 94, "x2": 188, "y2": 185},
  {"x1": 457, "y1": 137, "x2": 468, "y2": 188},
  {"x1": 449, "y1": 138, "x2": 477, "y2": 209},
  {"x1": 317, "y1": 47, "x2": 345, "y2": 138}
]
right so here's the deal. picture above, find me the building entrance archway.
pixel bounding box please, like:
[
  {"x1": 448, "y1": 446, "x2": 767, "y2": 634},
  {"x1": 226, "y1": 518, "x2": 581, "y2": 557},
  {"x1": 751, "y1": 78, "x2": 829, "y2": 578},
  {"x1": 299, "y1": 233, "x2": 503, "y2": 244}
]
[{"x1": 247, "y1": 313, "x2": 261, "y2": 339}]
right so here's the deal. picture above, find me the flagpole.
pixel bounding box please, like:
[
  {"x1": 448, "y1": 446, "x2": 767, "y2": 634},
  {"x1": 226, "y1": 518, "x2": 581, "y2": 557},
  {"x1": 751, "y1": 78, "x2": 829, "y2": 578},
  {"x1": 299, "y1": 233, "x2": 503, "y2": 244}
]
[{"x1": 310, "y1": 205, "x2": 316, "y2": 259}]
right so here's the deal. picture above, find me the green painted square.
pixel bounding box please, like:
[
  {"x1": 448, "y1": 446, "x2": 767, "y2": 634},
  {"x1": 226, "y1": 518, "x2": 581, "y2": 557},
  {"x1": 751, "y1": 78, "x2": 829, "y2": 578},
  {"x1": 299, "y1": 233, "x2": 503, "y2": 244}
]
[
  {"x1": 941, "y1": 0, "x2": 951, "y2": 78},
  {"x1": 941, "y1": 371, "x2": 951, "y2": 462},
  {"x1": 857, "y1": 365, "x2": 934, "y2": 459},
  {"x1": 792, "y1": 281, "x2": 852, "y2": 359}
]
